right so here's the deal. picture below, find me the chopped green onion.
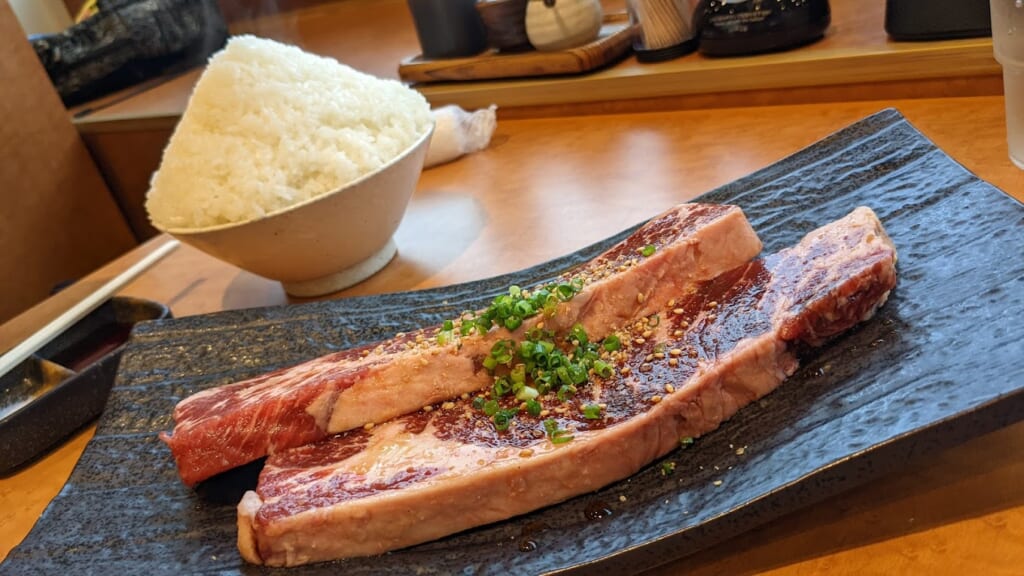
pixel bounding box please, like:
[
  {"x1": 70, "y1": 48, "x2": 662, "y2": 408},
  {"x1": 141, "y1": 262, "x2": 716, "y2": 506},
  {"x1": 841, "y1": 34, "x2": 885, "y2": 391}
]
[
  {"x1": 557, "y1": 384, "x2": 577, "y2": 402},
  {"x1": 566, "y1": 363, "x2": 588, "y2": 385},
  {"x1": 510, "y1": 364, "x2": 526, "y2": 385},
  {"x1": 582, "y1": 404, "x2": 602, "y2": 419},
  {"x1": 492, "y1": 377, "x2": 512, "y2": 397},
  {"x1": 472, "y1": 397, "x2": 485, "y2": 410},
  {"x1": 493, "y1": 409, "x2": 516, "y2": 432},
  {"x1": 516, "y1": 385, "x2": 539, "y2": 401},
  {"x1": 661, "y1": 461, "x2": 676, "y2": 476},
  {"x1": 542, "y1": 418, "x2": 573, "y2": 444},
  {"x1": 680, "y1": 436, "x2": 695, "y2": 448},
  {"x1": 555, "y1": 282, "x2": 577, "y2": 302},
  {"x1": 603, "y1": 334, "x2": 621, "y2": 352},
  {"x1": 551, "y1": 432, "x2": 573, "y2": 444},
  {"x1": 592, "y1": 360, "x2": 613, "y2": 378},
  {"x1": 641, "y1": 244, "x2": 656, "y2": 257},
  {"x1": 442, "y1": 319, "x2": 454, "y2": 331},
  {"x1": 483, "y1": 400, "x2": 499, "y2": 416},
  {"x1": 525, "y1": 399, "x2": 542, "y2": 416},
  {"x1": 514, "y1": 300, "x2": 534, "y2": 317},
  {"x1": 543, "y1": 418, "x2": 558, "y2": 436},
  {"x1": 570, "y1": 323, "x2": 589, "y2": 346}
]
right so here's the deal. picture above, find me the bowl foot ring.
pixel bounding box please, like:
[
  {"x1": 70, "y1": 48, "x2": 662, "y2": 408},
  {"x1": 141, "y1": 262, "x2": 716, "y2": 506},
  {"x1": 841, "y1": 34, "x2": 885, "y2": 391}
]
[{"x1": 281, "y1": 238, "x2": 398, "y2": 297}]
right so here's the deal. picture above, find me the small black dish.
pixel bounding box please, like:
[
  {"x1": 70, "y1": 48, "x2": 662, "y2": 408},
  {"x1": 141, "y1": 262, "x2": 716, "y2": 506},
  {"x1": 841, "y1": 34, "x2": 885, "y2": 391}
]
[{"x1": 0, "y1": 297, "x2": 171, "y2": 475}]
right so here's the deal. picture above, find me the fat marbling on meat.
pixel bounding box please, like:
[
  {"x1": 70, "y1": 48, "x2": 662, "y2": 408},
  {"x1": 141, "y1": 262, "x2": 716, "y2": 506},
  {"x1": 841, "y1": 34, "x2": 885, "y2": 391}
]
[
  {"x1": 238, "y1": 207, "x2": 898, "y2": 566},
  {"x1": 161, "y1": 203, "x2": 763, "y2": 486}
]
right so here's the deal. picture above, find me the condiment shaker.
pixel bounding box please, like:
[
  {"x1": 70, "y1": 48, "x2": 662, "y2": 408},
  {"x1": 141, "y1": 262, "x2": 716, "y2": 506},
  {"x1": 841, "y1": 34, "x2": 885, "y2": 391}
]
[{"x1": 627, "y1": 0, "x2": 699, "y2": 62}]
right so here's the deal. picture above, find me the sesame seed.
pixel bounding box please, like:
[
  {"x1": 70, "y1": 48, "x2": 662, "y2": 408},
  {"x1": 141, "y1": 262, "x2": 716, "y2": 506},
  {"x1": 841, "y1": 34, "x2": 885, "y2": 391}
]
[
  {"x1": 642, "y1": 330, "x2": 653, "y2": 338},
  {"x1": 713, "y1": 480, "x2": 723, "y2": 487},
  {"x1": 667, "y1": 299, "x2": 676, "y2": 307},
  {"x1": 679, "y1": 321, "x2": 690, "y2": 328},
  {"x1": 645, "y1": 354, "x2": 654, "y2": 362},
  {"x1": 460, "y1": 393, "x2": 470, "y2": 400},
  {"x1": 673, "y1": 329, "x2": 684, "y2": 337},
  {"x1": 422, "y1": 405, "x2": 434, "y2": 412},
  {"x1": 441, "y1": 401, "x2": 455, "y2": 410},
  {"x1": 639, "y1": 363, "x2": 653, "y2": 373},
  {"x1": 736, "y1": 446, "x2": 746, "y2": 455},
  {"x1": 669, "y1": 348, "x2": 683, "y2": 357},
  {"x1": 669, "y1": 358, "x2": 679, "y2": 367},
  {"x1": 363, "y1": 422, "x2": 375, "y2": 430},
  {"x1": 519, "y1": 449, "x2": 534, "y2": 458},
  {"x1": 619, "y1": 495, "x2": 628, "y2": 502},
  {"x1": 637, "y1": 292, "x2": 646, "y2": 304},
  {"x1": 650, "y1": 395, "x2": 662, "y2": 404},
  {"x1": 673, "y1": 308, "x2": 685, "y2": 315},
  {"x1": 634, "y1": 337, "x2": 646, "y2": 345},
  {"x1": 708, "y1": 301, "x2": 718, "y2": 308},
  {"x1": 621, "y1": 366, "x2": 632, "y2": 376},
  {"x1": 540, "y1": 409, "x2": 551, "y2": 417},
  {"x1": 654, "y1": 352, "x2": 665, "y2": 360},
  {"x1": 360, "y1": 350, "x2": 370, "y2": 357},
  {"x1": 395, "y1": 332, "x2": 405, "y2": 338},
  {"x1": 665, "y1": 384, "x2": 675, "y2": 393}
]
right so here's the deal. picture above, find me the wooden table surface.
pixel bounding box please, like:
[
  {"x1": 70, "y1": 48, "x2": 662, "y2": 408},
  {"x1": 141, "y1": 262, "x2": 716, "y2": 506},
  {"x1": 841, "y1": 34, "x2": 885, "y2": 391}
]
[{"x1": 3, "y1": 96, "x2": 1022, "y2": 573}]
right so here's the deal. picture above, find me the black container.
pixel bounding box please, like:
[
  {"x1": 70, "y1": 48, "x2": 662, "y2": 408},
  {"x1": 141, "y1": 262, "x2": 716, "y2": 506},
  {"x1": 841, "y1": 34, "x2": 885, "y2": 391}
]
[
  {"x1": 0, "y1": 297, "x2": 170, "y2": 474},
  {"x1": 885, "y1": 0, "x2": 991, "y2": 41},
  {"x1": 407, "y1": 0, "x2": 489, "y2": 58},
  {"x1": 698, "y1": 0, "x2": 831, "y2": 57}
]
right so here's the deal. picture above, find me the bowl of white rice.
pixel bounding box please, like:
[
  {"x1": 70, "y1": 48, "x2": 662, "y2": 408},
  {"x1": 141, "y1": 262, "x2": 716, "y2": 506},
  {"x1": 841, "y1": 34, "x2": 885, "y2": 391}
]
[{"x1": 145, "y1": 36, "x2": 434, "y2": 297}]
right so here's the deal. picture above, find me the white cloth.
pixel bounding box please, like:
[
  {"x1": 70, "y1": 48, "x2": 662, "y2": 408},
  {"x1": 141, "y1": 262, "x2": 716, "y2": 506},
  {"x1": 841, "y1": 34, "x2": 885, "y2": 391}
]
[{"x1": 424, "y1": 104, "x2": 498, "y2": 168}]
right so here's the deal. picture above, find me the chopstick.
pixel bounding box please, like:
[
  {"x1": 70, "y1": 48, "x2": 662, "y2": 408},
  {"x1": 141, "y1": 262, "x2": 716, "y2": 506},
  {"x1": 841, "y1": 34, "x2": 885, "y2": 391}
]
[{"x1": 0, "y1": 239, "x2": 180, "y2": 377}]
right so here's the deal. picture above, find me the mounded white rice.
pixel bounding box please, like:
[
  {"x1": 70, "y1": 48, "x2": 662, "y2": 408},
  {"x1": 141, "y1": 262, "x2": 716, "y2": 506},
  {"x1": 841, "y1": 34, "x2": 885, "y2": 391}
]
[{"x1": 145, "y1": 35, "x2": 432, "y2": 230}]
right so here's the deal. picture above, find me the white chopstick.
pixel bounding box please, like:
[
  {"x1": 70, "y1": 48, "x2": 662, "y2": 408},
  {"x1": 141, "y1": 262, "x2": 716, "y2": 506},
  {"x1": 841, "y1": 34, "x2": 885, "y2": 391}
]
[{"x1": 0, "y1": 239, "x2": 180, "y2": 377}]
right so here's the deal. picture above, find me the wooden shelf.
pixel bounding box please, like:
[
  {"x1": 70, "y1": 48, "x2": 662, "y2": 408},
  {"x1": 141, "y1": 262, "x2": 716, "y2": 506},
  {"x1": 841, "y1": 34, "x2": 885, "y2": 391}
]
[{"x1": 72, "y1": 0, "x2": 1001, "y2": 131}]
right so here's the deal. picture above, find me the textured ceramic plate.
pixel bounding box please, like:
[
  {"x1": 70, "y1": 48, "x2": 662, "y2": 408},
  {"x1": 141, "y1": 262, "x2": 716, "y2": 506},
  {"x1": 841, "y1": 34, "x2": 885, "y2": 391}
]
[{"x1": 3, "y1": 110, "x2": 1023, "y2": 575}]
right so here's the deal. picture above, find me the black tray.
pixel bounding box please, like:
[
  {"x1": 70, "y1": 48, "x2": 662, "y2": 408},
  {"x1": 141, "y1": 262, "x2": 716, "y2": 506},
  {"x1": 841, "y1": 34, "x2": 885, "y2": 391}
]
[
  {"x1": 3, "y1": 109, "x2": 1023, "y2": 575},
  {"x1": 0, "y1": 297, "x2": 171, "y2": 475}
]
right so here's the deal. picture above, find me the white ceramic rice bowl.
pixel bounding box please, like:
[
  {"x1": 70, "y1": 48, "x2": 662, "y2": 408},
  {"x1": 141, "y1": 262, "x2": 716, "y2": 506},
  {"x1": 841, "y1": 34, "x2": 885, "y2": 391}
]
[{"x1": 162, "y1": 125, "x2": 433, "y2": 297}]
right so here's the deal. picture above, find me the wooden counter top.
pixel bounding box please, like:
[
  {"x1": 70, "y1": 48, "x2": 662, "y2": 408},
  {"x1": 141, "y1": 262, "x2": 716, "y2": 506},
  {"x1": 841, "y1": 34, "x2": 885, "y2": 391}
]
[
  {"x1": 3, "y1": 96, "x2": 1022, "y2": 574},
  {"x1": 72, "y1": 0, "x2": 1002, "y2": 130}
]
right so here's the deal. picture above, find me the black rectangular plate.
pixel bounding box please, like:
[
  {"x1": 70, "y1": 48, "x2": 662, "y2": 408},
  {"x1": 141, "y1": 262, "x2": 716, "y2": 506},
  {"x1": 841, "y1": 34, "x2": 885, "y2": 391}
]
[{"x1": 3, "y1": 109, "x2": 1023, "y2": 575}]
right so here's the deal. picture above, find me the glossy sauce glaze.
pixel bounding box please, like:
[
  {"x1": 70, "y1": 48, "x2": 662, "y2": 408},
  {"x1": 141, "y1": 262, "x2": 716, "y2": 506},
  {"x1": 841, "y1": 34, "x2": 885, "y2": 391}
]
[{"x1": 251, "y1": 208, "x2": 897, "y2": 526}]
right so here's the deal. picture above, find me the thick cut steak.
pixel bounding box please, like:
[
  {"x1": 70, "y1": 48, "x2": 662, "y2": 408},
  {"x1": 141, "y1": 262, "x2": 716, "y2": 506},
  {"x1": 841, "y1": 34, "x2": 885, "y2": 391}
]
[
  {"x1": 161, "y1": 203, "x2": 762, "y2": 486},
  {"x1": 237, "y1": 207, "x2": 897, "y2": 566}
]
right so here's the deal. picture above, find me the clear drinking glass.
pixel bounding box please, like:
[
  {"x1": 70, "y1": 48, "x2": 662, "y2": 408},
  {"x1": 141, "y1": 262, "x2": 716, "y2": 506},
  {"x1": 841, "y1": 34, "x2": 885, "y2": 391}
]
[{"x1": 991, "y1": 0, "x2": 1024, "y2": 169}]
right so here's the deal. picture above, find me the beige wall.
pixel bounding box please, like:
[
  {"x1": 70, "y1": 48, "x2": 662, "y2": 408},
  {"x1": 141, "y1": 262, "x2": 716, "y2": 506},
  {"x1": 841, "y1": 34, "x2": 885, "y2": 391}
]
[{"x1": 0, "y1": 0, "x2": 136, "y2": 323}]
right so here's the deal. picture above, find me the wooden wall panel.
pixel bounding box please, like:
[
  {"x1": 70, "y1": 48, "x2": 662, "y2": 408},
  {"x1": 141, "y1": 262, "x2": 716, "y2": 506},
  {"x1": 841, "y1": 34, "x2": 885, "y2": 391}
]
[
  {"x1": 81, "y1": 128, "x2": 173, "y2": 241},
  {"x1": 0, "y1": 0, "x2": 136, "y2": 323}
]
